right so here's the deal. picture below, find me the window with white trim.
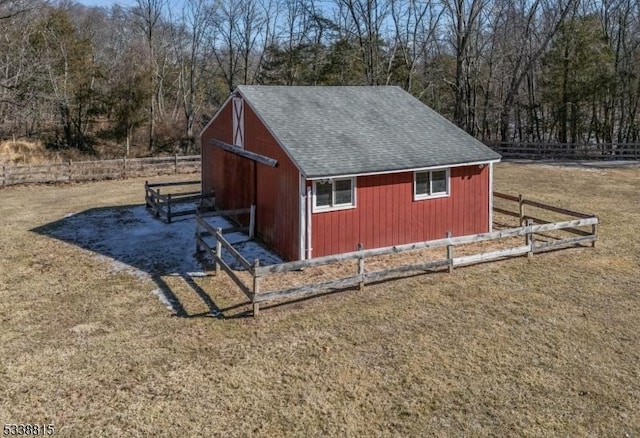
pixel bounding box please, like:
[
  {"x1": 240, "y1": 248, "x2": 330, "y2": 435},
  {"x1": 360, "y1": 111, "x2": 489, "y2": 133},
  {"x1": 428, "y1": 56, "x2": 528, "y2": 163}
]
[
  {"x1": 414, "y1": 169, "x2": 450, "y2": 200},
  {"x1": 313, "y1": 178, "x2": 356, "y2": 212}
]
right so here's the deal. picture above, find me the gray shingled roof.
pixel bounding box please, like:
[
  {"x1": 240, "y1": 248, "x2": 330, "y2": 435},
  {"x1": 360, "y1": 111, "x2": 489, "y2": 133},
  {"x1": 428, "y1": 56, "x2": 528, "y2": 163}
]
[{"x1": 236, "y1": 85, "x2": 501, "y2": 178}]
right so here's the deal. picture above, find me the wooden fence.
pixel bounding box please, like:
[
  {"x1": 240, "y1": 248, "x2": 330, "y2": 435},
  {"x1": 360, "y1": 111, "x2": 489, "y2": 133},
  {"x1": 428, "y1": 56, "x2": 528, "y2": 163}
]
[
  {"x1": 489, "y1": 142, "x2": 640, "y2": 160},
  {"x1": 0, "y1": 155, "x2": 201, "y2": 187},
  {"x1": 196, "y1": 193, "x2": 598, "y2": 317},
  {"x1": 145, "y1": 180, "x2": 214, "y2": 223},
  {"x1": 194, "y1": 206, "x2": 257, "y2": 299}
]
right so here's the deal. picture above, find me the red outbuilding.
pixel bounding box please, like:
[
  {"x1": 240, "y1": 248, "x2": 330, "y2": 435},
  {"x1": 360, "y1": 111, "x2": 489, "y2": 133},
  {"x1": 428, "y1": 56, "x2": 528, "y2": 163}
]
[{"x1": 200, "y1": 86, "x2": 501, "y2": 261}]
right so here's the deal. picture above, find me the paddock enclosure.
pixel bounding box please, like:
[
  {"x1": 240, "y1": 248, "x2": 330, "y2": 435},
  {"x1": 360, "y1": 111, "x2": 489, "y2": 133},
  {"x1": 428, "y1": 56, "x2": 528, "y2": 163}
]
[
  {"x1": 195, "y1": 190, "x2": 598, "y2": 316},
  {"x1": 0, "y1": 155, "x2": 200, "y2": 186},
  {"x1": 1, "y1": 163, "x2": 638, "y2": 436}
]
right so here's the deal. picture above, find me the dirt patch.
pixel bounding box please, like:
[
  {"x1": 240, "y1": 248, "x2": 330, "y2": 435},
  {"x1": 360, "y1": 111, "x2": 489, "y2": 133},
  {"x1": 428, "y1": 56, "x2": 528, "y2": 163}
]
[{"x1": 0, "y1": 165, "x2": 639, "y2": 436}]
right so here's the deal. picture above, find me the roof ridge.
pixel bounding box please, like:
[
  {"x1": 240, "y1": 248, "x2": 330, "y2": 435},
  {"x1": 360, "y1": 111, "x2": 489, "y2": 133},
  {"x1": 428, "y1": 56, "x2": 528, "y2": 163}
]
[{"x1": 234, "y1": 85, "x2": 500, "y2": 177}]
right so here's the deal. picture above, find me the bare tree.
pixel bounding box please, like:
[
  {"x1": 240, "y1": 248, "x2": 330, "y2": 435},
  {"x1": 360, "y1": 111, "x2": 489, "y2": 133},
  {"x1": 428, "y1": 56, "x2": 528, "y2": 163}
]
[
  {"x1": 495, "y1": 0, "x2": 577, "y2": 142},
  {"x1": 0, "y1": 0, "x2": 32, "y2": 21},
  {"x1": 442, "y1": 0, "x2": 488, "y2": 131},
  {"x1": 209, "y1": 0, "x2": 275, "y2": 91},
  {"x1": 389, "y1": 0, "x2": 442, "y2": 91},
  {"x1": 335, "y1": 0, "x2": 390, "y2": 85},
  {"x1": 169, "y1": 0, "x2": 211, "y2": 151},
  {"x1": 132, "y1": 0, "x2": 165, "y2": 153}
]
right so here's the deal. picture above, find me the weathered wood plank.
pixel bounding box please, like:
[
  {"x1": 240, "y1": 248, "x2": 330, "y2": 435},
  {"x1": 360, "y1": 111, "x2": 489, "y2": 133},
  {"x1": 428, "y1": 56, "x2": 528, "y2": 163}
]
[
  {"x1": 199, "y1": 228, "x2": 252, "y2": 297},
  {"x1": 196, "y1": 217, "x2": 254, "y2": 272},
  {"x1": 254, "y1": 275, "x2": 361, "y2": 303},
  {"x1": 1, "y1": 158, "x2": 201, "y2": 187},
  {"x1": 128, "y1": 155, "x2": 199, "y2": 163},
  {"x1": 215, "y1": 232, "x2": 254, "y2": 273},
  {"x1": 156, "y1": 205, "x2": 169, "y2": 219},
  {"x1": 493, "y1": 192, "x2": 520, "y2": 202},
  {"x1": 210, "y1": 139, "x2": 278, "y2": 167},
  {"x1": 195, "y1": 216, "x2": 216, "y2": 237},
  {"x1": 249, "y1": 205, "x2": 256, "y2": 238},
  {"x1": 533, "y1": 235, "x2": 596, "y2": 252},
  {"x1": 167, "y1": 193, "x2": 212, "y2": 203},
  {"x1": 256, "y1": 217, "x2": 597, "y2": 276},
  {"x1": 364, "y1": 259, "x2": 449, "y2": 282},
  {"x1": 197, "y1": 207, "x2": 252, "y2": 218},
  {"x1": 493, "y1": 207, "x2": 520, "y2": 218},
  {"x1": 146, "y1": 180, "x2": 200, "y2": 188},
  {"x1": 522, "y1": 198, "x2": 592, "y2": 218},
  {"x1": 215, "y1": 255, "x2": 253, "y2": 299},
  {"x1": 453, "y1": 245, "x2": 531, "y2": 266},
  {"x1": 490, "y1": 143, "x2": 640, "y2": 159},
  {"x1": 523, "y1": 215, "x2": 593, "y2": 236},
  {"x1": 529, "y1": 217, "x2": 598, "y2": 232},
  {"x1": 166, "y1": 190, "x2": 202, "y2": 197},
  {"x1": 196, "y1": 234, "x2": 214, "y2": 258},
  {"x1": 252, "y1": 259, "x2": 261, "y2": 317}
]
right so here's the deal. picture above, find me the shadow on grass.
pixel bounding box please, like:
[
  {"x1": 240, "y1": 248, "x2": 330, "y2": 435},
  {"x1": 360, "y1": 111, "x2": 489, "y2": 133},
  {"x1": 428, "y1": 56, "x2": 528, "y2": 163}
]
[
  {"x1": 32, "y1": 204, "x2": 593, "y2": 318},
  {"x1": 30, "y1": 203, "x2": 277, "y2": 320}
]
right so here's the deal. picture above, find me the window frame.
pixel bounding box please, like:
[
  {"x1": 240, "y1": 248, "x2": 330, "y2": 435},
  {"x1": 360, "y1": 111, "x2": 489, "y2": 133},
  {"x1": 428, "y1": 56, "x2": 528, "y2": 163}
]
[
  {"x1": 312, "y1": 177, "x2": 357, "y2": 212},
  {"x1": 414, "y1": 168, "x2": 450, "y2": 200}
]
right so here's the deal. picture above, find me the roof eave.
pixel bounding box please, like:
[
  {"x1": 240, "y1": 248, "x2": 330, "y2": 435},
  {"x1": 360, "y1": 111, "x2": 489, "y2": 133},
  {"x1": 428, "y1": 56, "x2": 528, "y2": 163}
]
[
  {"x1": 198, "y1": 92, "x2": 237, "y2": 139},
  {"x1": 304, "y1": 158, "x2": 501, "y2": 180},
  {"x1": 235, "y1": 86, "x2": 308, "y2": 178}
]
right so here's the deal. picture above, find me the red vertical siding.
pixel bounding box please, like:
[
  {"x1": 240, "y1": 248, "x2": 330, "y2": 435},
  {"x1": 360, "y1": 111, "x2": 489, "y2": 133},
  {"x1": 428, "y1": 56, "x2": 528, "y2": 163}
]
[
  {"x1": 311, "y1": 165, "x2": 489, "y2": 258},
  {"x1": 201, "y1": 105, "x2": 232, "y2": 198},
  {"x1": 201, "y1": 102, "x2": 253, "y2": 211},
  {"x1": 201, "y1": 98, "x2": 301, "y2": 261}
]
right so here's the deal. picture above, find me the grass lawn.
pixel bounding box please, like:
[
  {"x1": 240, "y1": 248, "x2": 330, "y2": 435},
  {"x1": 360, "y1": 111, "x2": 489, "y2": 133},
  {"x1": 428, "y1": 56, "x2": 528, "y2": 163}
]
[{"x1": 0, "y1": 163, "x2": 638, "y2": 436}]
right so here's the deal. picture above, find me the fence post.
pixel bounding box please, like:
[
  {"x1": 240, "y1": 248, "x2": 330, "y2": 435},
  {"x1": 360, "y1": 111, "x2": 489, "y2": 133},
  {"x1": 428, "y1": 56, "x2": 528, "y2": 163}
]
[
  {"x1": 252, "y1": 259, "x2": 260, "y2": 317},
  {"x1": 122, "y1": 156, "x2": 127, "y2": 179},
  {"x1": 174, "y1": 154, "x2": 178, "y2": 174},
  {"x1": 249, "y1": 205, "x2": 256, "y2": 238},
  {"x1": 591, "y1": 223, "x2": 598, "y2": 248},
  {"x1": 446, "y1": 231, "x2": 453, "y2": 273},
  {"x1": 68, "y1": 159, "x2": 72, "y2": 182},
  {"x1": 357, "y1": 243, "x2": 365, "y2": 291},
  {"x1": 518, "y1": 194, "x2": 524, "y2": 225},
  {"x1": 195, "y1": 219, "x2": 202, "y2": 254},
  {"x1": 1, "y1": 163, "x2": 5, "y2": 187},
  {"x1": 526, "y1": 219, "x2": 534, "y2": 257},
  {"x1": 215, "y1": 227, "x2": 222, "y2": 276},
  {"x1": 167, "y1": 194, "x2": 172, "y2": 223},
  {"x1": 154, "y1": 188, "x2": 160, "y2": 217}
]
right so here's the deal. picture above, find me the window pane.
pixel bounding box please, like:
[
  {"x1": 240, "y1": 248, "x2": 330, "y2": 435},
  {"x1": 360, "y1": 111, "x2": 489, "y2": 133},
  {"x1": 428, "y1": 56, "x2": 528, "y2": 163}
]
[
  {"x1": 334, "y1": 179, "x2": 353, "y2": 205},
  {"x1": 431, "y1": 170, "x2": 447, "y2": 194},
  {"x1": 316, "y1": 181, "x2": 332, "y2": 207},
  {"x1": 415, "y1": 172, "x2": 429, "y2": 195}
]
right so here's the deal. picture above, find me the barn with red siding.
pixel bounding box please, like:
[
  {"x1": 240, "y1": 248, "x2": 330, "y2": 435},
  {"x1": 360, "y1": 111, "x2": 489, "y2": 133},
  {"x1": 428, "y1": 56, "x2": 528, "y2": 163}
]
[{"x1": 200, "y1": 86, "x2": 501, "y2": 261}]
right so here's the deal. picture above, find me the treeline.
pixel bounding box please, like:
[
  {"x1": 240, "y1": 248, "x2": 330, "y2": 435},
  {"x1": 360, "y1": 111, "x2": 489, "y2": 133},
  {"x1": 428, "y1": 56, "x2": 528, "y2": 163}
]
[{"x1": 0, "y1": 0, "x2": 639, "y2": 157}]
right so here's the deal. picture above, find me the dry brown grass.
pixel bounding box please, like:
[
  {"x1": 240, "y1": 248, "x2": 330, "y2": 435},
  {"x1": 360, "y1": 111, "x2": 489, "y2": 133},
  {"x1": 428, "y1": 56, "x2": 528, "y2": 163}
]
[
  {"x1": 1, "y1": 163, "x2": 639, "y2": 436},
  {"x1": 0, "y1": 139, "x2": 60, "y2": 164}
]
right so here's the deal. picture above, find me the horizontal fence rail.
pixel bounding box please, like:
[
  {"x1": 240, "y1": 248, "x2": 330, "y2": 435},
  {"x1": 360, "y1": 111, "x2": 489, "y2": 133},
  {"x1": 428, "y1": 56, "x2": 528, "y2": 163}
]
[
  {"x1": 145, "y1": 180, "x2": 214, "y2": 223},
  {"x1": 252, "y1": 217, "x2": 598, "y2": 279},
  {"x1": 194, "y1": 207, "x2": 257, "y2": 305},
  {"x1": 201, "y1": 192, "x2": 599, "y2": 317},
  {"x1": 1, "y1": 155, "x2": 201, "y2": 187},
  {"x1": 489, "y1": 142, "x2": 640, "y2": 160}
]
